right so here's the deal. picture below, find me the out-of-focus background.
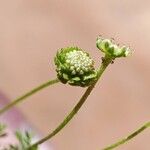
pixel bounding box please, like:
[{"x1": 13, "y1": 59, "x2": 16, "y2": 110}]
[{"x1": 0, "y1": 0, "x2": 150, "y2": 150}]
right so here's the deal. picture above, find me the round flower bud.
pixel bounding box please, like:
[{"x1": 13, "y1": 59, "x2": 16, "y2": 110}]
[
  {"x1": 54, "y1": 47, "x2": 97, "y2": 87},
  {"x1": 96, "y1": 36, "x2": 132, "y2": 58}
]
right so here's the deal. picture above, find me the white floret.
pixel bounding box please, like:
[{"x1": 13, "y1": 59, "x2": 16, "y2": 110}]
[{"x1": 66, "y1": 50, "x2": 94, "y2": 75}]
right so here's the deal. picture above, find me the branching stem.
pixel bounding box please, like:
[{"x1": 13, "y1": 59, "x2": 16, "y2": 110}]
[
  {"x1": 28, "y1": 56, "x2": 113, "y2": 149},
  {"x1": 0, "y1": 78, "x2": 59, "y2": 115},
  {"x1": 103, "y1": 121, "x2": 150, "y2": 150}
]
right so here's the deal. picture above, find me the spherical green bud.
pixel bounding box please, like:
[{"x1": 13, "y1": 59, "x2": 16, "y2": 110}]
[
  {"x1": 96, "y1": 36, "x2": 132, "y2": 58},
  {"x1": 54, "y1": 47, "x2": 97, "y2": 87}
]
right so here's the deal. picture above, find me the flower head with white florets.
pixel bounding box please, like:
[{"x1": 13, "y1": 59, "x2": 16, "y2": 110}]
[{"x1": 54, "y1": 47, "x2": 97, "y2": 87}]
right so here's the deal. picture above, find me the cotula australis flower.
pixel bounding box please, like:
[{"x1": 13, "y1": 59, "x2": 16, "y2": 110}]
[
  {"x1": 54, "y1": 47, "x2": 97, "y2": 87},
  {"x1": 96, "y1": 36, "x2": 131, "y2": 58}
]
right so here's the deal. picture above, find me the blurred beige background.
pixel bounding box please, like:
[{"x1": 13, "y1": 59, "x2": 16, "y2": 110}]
[{"x1": 0, "y1": 0, "x2": 150, "y2": 149}]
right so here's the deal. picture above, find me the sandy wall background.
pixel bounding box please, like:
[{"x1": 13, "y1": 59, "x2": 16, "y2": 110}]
[{"x1": 0, "y1": 0, "x2": 150, "y2": 150}]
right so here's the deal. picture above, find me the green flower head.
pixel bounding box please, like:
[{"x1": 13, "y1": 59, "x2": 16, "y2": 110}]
[
  {"x1": 54, "y1": 47, "x2": 97, "y2": 87},
  {"x1": 96, "y1": 36, "x2": 132, "y2": 58}
]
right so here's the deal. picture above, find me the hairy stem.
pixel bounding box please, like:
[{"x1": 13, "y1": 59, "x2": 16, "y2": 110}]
[
  {"x1": 103, "y1": 121, "x2": 150, "y2": 150},
  {"x1": 0, "y1": 78, "x2": 59, "y2": 115},
  {"x1": 28, "y1": 56, "x2": 112, "y2": 149}
]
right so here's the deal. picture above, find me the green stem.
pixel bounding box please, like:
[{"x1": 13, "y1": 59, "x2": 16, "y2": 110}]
[
  {"x1": 0, "y1": 78, "x2": 59, "y2": 115},
  {"x1": 103, "y1": 121, "x2": 150, "y2": 150},
  {"x1": 28, "y1": 56, "x2": 112, "y2": 149}
]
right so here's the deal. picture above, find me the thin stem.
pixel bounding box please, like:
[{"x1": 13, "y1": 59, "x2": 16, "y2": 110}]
[
  {"x1": 0, "y1": 78, "x2": 59, "y2": 115},
  {"x1": 103, "y1": 121, "x2": 150, "y2": 150},
  {"x1": 28, "y1": 56, "x2": 112, "y2": 149}
]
